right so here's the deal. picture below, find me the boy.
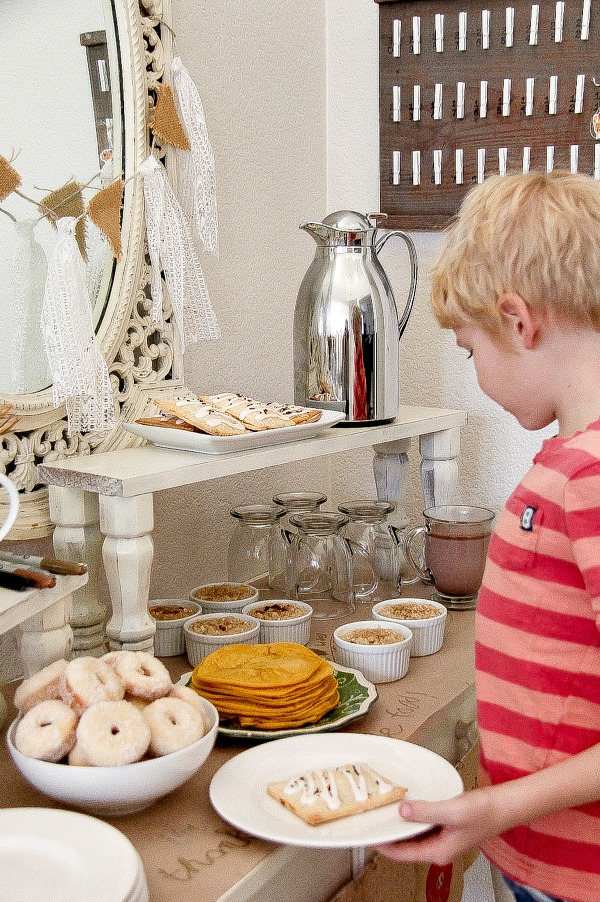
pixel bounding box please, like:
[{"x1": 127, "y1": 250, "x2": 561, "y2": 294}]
[{"x1": 377, "y1": 171, "x2": 600, "y2": 902}]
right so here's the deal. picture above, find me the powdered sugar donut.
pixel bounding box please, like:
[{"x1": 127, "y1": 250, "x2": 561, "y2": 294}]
[
  {"x1": 112, "y1": 651, "x2": 172, "y2": 701},
  {"x1": 59, "y1": 656, "x2": 125, "y2": 716},
  {"x1": 76, "y1": 700, "x2": 151, "y2": 766},
  {"x1": 67, "y1": 742, "x2": 90, "y2": 767},
  {"x1": 15, "y1": 699, "x2": 77, "y2": 762},
  {"x1": 14, "y1": 658, "x2": 68, "y2": 713},
  {"x1": 169, "y1": 684, "x2": 207, "y2": 725},
  {"x1": 143, "y1": 696, "x2": 205, "y2": 756}
]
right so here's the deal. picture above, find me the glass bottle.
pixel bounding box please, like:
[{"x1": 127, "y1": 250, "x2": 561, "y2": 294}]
[
  {"x1": 227, "y1": 503, "x2": 287, "y2": 588},
  {"x1": 286, "y1": 512, "x2": 355, "y2": 620}
]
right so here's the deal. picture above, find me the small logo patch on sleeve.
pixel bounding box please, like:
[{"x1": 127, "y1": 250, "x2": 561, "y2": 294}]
[{"x1": 520, "y1": 506, "x2": 537, "y2": 531}]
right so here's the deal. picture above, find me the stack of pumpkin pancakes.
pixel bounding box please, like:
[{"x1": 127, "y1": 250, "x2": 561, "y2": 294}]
[{"x1": 190, "y1": 642, "x2": 339, "y2": 729}]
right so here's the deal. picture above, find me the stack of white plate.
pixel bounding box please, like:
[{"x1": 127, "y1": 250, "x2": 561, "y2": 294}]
[{"x1": 0, "y1": 808, "x2": 149, "y2": 902}]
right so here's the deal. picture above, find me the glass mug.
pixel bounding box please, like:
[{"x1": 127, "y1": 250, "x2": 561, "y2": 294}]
[
  {"x1": 0, "y1": 472, "x2": 19, "y2": 542},
  {"x1": 337, "y1": 500, "x2": 419, "y2": 602},
  {"x1": 271, "y1": 492, "x2": 327, "y2": 591},
  {"x1": 227, "y1": 503, "x2": 288, "y2": 588},
  {"x1": 403, "y1": 505, "x2": 496, "y2": 609},
  {"x1": 286, "y1": 512, "x2": 355, "y2": 620}
]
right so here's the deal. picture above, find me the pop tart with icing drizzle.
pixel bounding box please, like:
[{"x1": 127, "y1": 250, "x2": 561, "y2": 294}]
[{"x1": 267, "y1": 762, "x2": 407, "y2": 826}]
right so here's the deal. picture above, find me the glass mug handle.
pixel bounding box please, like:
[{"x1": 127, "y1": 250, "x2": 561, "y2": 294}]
[
  {"x1": 389, "y1": 526, "x2": 421, "y2": 586},
  {"x1": 400, "y1": 524, "x2": 433, "y2": 584},
  {"x1": 346, "y1": 538, "x2": 378, "y2": 597},
  {"x1": 0, "y1": 472, "x2": 19, "y2": 542}
]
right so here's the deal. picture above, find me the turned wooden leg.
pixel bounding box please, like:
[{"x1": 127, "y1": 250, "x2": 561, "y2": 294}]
[
  {"x1": 419, "y1": 427, "x2": 461, "y2": 509},
  {"x1": 49, "y1": 485, "x2": 105, "y2": 657},
  {"x1": 100, "y1": 494, "x2": 156, "y2": 651},
  {"x1": 372, "y1": 438, "x2": 412, "y2": 528},
  {"x1": 19, "y1": 597, "x2": 74, "y2": 676}
]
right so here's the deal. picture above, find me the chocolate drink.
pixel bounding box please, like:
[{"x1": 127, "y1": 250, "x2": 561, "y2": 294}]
[{"x1": 425, "y1": 531, "x2": 491, "y2": 598}]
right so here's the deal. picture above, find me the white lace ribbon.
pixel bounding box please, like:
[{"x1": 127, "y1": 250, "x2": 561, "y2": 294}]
[
  {"x1": 41, "y1": 217, "x2": 115, "y2": 435},
  {"x1": 171, "y1": 56, "x2": 219, "y2": 257},
  {"x1": 11, "y1": 219, "x2": 51, "y2": 393},
  {"x1": 140, "y1": 154, "x2": 220, "y2": 347}
]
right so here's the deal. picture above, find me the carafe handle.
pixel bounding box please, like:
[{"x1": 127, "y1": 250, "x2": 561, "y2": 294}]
[{"x1": 374, "y1": 229, "x2": 418, "y2": 339}]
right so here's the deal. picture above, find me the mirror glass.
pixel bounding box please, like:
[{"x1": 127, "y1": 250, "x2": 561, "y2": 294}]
[{"x1": 0, "y1": 0, "x2": 123, "y2": 395}]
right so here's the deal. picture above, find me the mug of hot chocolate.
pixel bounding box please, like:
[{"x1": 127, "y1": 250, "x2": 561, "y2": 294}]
[{"x1": 402, "y1": 505, "x2": 496, "y2": 610}]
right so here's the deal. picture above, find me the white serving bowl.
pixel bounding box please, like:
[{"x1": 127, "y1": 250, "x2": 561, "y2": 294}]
[
  {"x1": 189, "y1": 582, "x2": 259, "y2": 614},
  {"x1": 372, "y1": 597, "x2": 447, "y2": 656},
  {"x1": 241, "y1": 599, "x2": 313, "y2": 645},
  {"x1": 184, "y1": 612, "x2": 260, "y2": 666},
  {"x1": 332, "y1": 620, "x2": 412, "y2": 683},
  {"x1": 149, "y1": 599, "x2": 202, "y2": 656},
  {"x1": 6, "y1": 694, "x2": 219, "y2": 818}
]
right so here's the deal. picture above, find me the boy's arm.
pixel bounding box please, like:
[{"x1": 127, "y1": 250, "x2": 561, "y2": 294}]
[{"x1": 375, "y1": 740, "x2": 600, "y2": 865}]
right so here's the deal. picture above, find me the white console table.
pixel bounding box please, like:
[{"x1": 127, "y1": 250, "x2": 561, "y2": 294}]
[{"x1": 37, "y1": 404, "x2": 466, "y2": 656}]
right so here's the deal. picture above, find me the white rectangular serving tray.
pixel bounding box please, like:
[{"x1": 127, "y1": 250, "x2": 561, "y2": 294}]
[{"x1": 123, "y1": 409, "x2": 345, "y2": 455}]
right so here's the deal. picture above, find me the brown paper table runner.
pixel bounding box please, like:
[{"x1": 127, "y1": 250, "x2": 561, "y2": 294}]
[{"x1": 1, "y1": 608, "x2": 475, "y2": 902}]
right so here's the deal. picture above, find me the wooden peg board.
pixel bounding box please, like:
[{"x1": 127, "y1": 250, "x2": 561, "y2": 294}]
[{"x1": 376, "y1": 0, "x2": 600, "y2": 229}]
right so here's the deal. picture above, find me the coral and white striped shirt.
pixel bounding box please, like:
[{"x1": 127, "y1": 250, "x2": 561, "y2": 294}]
[{"x1": 477, "y1": 418, "x2": 600, "y2": 901}]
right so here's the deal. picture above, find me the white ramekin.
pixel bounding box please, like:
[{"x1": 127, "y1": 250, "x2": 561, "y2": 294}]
[
  {"x1": 149, "y1": 599, "x2": 202, "y2": 656},
  {"x1": 332, "y1": 620, "x2": 412, "y2": 683},
  {"x1": 189, "y1": 582, "x2": 259, "y2": 614},
  {"x1": 241, "y1": 599, "x2": 313, "y2": 645},
  {"x1": 372, "y1": 598, "x2": 447, "y2": 656},
  {"x1": 184, "y1": 612, "x2": 260, "y2": 666}
]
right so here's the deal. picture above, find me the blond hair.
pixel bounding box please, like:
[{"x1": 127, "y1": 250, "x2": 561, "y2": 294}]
[{"x1": 431, "y1": 170, "x2": 600, "y2": 332}]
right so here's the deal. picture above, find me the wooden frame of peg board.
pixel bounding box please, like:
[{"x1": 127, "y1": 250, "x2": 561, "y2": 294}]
[{"x1": 376, "y1": 0, "x2": 600, "y2": 229}]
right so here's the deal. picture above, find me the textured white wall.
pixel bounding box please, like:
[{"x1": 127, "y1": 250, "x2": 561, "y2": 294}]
[
  {"x1": 325, "y1": 0, "x2": 555, "y2": 517},
  {"x1": 147, "y1": 0, "x2": 556, "y2": 600}
]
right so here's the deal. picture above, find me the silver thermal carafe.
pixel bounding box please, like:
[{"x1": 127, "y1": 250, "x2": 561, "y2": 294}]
[{"x1": 293, "y1": 211, "x2": 418, "y2": 425}]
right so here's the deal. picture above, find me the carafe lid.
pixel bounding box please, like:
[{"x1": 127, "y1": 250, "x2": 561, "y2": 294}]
[{"x1": 301, "y1": 211, "x2": 387, "y2": 248}]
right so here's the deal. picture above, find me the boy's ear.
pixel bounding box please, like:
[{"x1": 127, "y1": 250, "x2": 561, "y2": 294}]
[{"x1": 496, "y1": 293, "x2": 539, "y2": 350}]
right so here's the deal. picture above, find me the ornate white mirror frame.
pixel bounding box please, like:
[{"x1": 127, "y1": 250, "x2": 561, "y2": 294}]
[{"x1": 1, "y1": 0, "x2": 183, "y2": 539}]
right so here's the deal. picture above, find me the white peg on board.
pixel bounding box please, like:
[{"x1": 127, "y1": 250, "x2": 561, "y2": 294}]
[
  {"x1": 480, "y1": 80, "x2": 488, "y2": 117},
  {"x1": 456, "y1": 81, "x2": 466, "y2": 119},
  {"x1": 413, "y1": 16, "x2": 421, "y2": 54},
  {"x1": 547, "y1": 145, "x2": 555, "y2": 172},
  {"x1": 393, "y1": 151, "x2": 401, "y2": 185},
  {"x1": 523, "y1": 146, "x2": 531, "y2": 173},
  {"x1": 435, "y1": 13, "x2": 444, "y2": 52},
  {"x1": 434, "y1": 149, "x2": 442, "y2": 185},
  {"x1": 526, "y1": 77, "x2": 535, "y2": 116},
  {"x1": 434, "y1": 83, "x2": 443, "y2": 120},
  {"x1": 459, "y1": 11, "x2": 467, "y2": 51},
  {"x1": 529, "y1": 4, "x2": 540, "y2": 44},
  {"x1": 456, "y1": 148, "x2": 464, "y2": 184},
  {"x1": 555, "y1": 2, "x2": 565, "y2": 41},
  {"x1": 582, "y1": 0, "x2": 591, "y2": 40},
  {"x1": 413, "y1": 84, "x2": 421, "y2": 121},
  {"x1": 505, "y1": 7, "x2": 515, "y2": 47},
  {"x1": 477, "y1": 148, "x2": 486, "y2": 183},
  {"x1": 575, "y1": 74, "x2": 585, "y2": 114},
  {"x1": 499, "y1": 147, "x2": 508, "y2": 176},
  {"x1": 393, "y1": 85, "x2": 401, "y2": 122},
  {"x1": 570, "y1": 145, "x2": 579, "y2": 173},
  {"x1": 594, "y1": 144, "x2": 600, "y2": 179},
  {"x1": 412, "y1": 150, "x2": 421, "y2": 186},
  {"x1": 393, "y1": 19, "x2": 401, "y2": 56},
  {"x1": 502, "y1": 79, "x2": 511, "y2": 116},
  {"x1": 482, "y1": 10, "x2": 491, "y2": 49},
  {"x1": 549, "y1": 75, "x2": 558, "y2": 114}
]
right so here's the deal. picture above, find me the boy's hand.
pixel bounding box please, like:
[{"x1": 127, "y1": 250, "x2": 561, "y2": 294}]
[{"x1": 375, "y1": 789, "x2": 499, "y2": 866}]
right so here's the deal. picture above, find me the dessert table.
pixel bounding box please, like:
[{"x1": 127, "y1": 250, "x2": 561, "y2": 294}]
[
  {"x1": 1, "y1": 606, "x2": 477, "y2": 902},
  {"x1": 36, "y1": 404, "x2": 467, "y2": 661}
]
